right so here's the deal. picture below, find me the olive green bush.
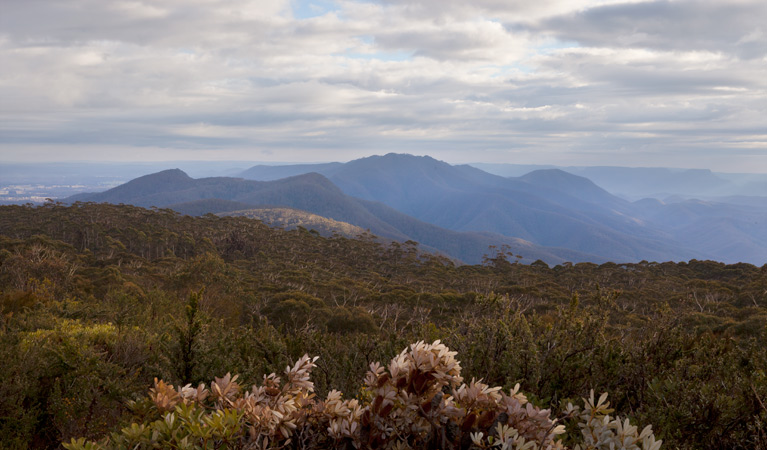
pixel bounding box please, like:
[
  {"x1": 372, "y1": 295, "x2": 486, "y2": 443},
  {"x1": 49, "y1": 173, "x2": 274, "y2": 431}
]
[{"x1": 2, "y1": 204, "x2": 767, "y2": 449}]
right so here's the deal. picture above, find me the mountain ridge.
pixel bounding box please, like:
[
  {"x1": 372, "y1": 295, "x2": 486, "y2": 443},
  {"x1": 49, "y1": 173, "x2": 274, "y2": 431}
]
[
  {"x1": 65, "y1": 169, "x2": 600, "y2": 264},
  {"x1": 64, "y1": 153, "x2": 767, "y2": 265},
  {"x1": 239, "y1": 154, "x2": 704, "y2": 263}
]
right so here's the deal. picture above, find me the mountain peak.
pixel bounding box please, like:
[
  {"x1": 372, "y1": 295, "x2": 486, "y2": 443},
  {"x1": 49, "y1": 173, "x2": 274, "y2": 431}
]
[
  {"x1": 380, "y1": 153, "x2": 437, "y2": 161},
  {"x1": 63, "y1": 168, "x2": 194, "y2": 207},
  {"x1": 118, "y1": 168, "x2": 194, "y2": 192},
  {"x1": 516, "y1": 168, "x2": 630, "y2": 212},
  {"x1": 138, "y1": 168, "x2": 192, "y2": 182},
  {"x1": 350, "y1": 153, "x2": 444, "y2": 167}
]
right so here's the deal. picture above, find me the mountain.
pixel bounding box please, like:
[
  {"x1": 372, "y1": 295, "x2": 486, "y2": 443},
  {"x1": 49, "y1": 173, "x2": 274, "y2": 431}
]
[
  {"x1": 355, "y1": 198, "x2": 605, "y2": 265},
  {"x1": 564, "y1": 167, "x2": 734, "y2": 199},
  {"x1": 468, "y1": 163, "x2": 558, "y2": 178},
  {"x1": 470, "y1": 163, "x2": 739, "y2": 199},
  {"x1": 67, "y1": 170, "x2": 409, "y2": 241},
  {"x1": 628, "y1": 198, "x2": 767, "y2": 263},
  {"x1": 518, "y1": 169, "x2": 626, "y2": 210},
  {"x1": 239, "y1": 163, "x2": 343, "y2": 181},
  {"x1": 239, "y1": 154, "x2": 701, "y2": 263},
  {"x1": 67, "y1": 169, "x2": 196, "y2": 204},
  {"x1": 65, "y1": 169, "x2": 598, "y2": 264},
  {"x1": 67, "y1": 154, "x2": 767, "y2": 265}
]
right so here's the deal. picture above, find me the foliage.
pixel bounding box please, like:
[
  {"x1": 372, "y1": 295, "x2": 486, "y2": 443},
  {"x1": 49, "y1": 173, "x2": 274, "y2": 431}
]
[
  {"x1": 63, "y1": 341, "x2": 661, "y2": 450},
  {"x1": 0, "y1": 203, "x2": 765, "y2": 449}
]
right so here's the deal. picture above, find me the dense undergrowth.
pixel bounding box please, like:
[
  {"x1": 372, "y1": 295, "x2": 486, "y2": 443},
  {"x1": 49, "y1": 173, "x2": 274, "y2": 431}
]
[
  {"x1": 0, "y1": 203, "x2": 766, "y2": 449},
  {"x1": 63, "y1": 340, "x2": 662, "y2": 450}
]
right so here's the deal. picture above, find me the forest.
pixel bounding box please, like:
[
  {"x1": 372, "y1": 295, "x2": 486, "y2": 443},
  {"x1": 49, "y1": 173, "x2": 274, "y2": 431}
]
[{"x1": 0, "y1": 202, "x2": 766, "y2": 449}]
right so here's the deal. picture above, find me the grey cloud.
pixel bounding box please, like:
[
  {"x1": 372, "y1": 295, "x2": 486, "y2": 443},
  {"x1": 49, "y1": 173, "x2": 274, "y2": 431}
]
[
  {"x1": 542, "y1": 58, "x2": 758, "y2": 96},
  {"x1": 374, "y1": 29, "x2": 510, "y2": 61},
  {"x1": 373, "y1": 0, "x2": 582, "y2": 22},
  {"x1": 0, "y1": 0, "x2": 289, "y2": 53},
  {"x1": 0, "y1": 0, "x2": 765, "y2": 170},
  {"x1": 536, "y1": 0, "x2": 767, "y2": 58}
]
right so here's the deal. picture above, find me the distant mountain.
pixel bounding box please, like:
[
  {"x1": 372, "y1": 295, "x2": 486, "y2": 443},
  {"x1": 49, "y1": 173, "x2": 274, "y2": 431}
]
[
  {"x1": 629, "y1": 198, "x2": 767, "y2": 263},
  {"x1": 67, "y1": 170, "x2": 408, "y2": 241},
  {"x1": 470, "y1": 163, "x2": 767, "y2": 200},
  {"x1": 468, "y1": 163, "x2": 558, "y2": 178},
  {"x1": 67, "y1": 169, "x2": 196, "y2": 204},
  {"x1": 515, "y1": 169, "x2": 632, "y2": 215},
  {"x1": 67, "y1": 154, "x2": 767, "y2": 265},
  {"x1": 240, "y1": 154, "x2": 700, "y2": 263},
  {"x1": 239, "y1": 163, "x2": 343, "y2": 181},
  {"x1": 65, "y1": 169, "x2": 597, "y2": 264},
  {"x1": 355, "y1": 198, "x2": 605, "y2": 265},
  {"x1": 564, "y1": 167, "x2": 734, "y2": 199},
  {"x1": 518, "y1": 169, "x2": 620, "y2": 207}
]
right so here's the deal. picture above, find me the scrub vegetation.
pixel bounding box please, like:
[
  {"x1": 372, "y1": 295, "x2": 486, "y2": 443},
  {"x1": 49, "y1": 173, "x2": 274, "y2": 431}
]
[{"x1": 0, "y1": 203, "x2": 765, "y2": 449}]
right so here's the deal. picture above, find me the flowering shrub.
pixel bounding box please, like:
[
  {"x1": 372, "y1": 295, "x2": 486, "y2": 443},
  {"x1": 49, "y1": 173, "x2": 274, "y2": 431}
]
[
  {"x1": 566, "y1": 391, "x2": 662, "y2": 450},
  {"x1": 64, "y1": 340, "x2": 661, "y2": 450}
]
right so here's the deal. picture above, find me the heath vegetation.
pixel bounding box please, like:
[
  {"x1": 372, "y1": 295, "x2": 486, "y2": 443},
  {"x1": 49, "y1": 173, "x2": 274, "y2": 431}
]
[{"x1": 0, "y1": 203, "x2": 765, "y2": 449}]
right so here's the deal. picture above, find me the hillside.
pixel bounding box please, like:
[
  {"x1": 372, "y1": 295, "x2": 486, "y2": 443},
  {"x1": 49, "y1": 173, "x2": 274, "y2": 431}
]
[
  {"x1": 219, "y1": 207, "x2": 368, "y2": 238},
  {"x1": 1, "y1": 203, "x2": 766, "y2": 449}
]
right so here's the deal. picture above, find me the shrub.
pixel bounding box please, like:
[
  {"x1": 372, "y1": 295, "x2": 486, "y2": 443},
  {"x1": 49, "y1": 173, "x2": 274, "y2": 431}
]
[{"x1": 64, "y1": 341, "x2": 660, "y2": 450}]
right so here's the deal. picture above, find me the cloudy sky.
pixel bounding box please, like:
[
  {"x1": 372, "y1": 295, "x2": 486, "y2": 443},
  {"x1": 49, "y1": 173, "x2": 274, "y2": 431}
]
[{"x1": 1, "y1": 0, "x2": 765, "y2": 170}]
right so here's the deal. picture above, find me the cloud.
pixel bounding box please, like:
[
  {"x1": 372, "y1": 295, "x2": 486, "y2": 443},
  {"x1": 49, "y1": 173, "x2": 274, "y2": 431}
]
[
  {"x1": 0, "y1": 0, "x2": 765, "y2": 170},
  {"x1": 536, "y1": 0, "x2": 767, "y2": 58}
]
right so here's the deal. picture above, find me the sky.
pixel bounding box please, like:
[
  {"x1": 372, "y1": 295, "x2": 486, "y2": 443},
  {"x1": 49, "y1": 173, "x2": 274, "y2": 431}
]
[{"x1": 0, "y1": 0, "x2": 766, "y2": 171}]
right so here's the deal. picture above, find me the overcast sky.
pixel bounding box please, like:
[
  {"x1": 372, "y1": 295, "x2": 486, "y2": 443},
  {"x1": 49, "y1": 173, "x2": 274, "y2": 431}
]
[{"x1": 1, "y1": 0, "x2": 765, "y2": 171}]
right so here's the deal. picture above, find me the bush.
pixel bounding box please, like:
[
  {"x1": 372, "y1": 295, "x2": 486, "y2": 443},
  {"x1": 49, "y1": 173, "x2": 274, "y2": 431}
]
[{"x1": 64, "y1": 341, "x2": 661, "y2": 450}]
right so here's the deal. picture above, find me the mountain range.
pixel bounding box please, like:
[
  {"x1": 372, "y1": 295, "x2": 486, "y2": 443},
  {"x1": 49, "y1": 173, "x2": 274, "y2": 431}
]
[
  {"x1": 66, "y1": 167, "x2": 599, "y2": 264},
  {"x1": 471, "y1": 163, "x2": 767, "y2": 200},
  {"x1": 66, "y1": 153, "x2": 767, "y2": 265}
]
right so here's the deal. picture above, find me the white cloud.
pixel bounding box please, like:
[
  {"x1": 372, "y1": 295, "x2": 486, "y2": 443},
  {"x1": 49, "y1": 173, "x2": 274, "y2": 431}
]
[{"x1": 0, "y1": 0, "x2": 765, "y2": 170}]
